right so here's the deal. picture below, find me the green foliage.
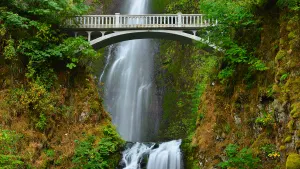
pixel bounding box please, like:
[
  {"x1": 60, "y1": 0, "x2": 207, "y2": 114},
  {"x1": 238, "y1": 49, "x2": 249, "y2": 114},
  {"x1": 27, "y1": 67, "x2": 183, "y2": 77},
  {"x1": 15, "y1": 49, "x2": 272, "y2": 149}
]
[
  {"x1": 44, "y1": 149, "x2": 55, "y2": 158},
  {"x1": 255, "y1": 111, "x2": 275, "y2": 127},
  {"x1": 0, "y1": 0, "x2": 98, "y2": 89},
  {"x1": 191, "y1": 55, "x2": 218, "y2": 114},
  {"x1": 218, "y1": 66, "x2": 235, "y2": 83},
  {"x1": 72, "y1": 125, "x2": 125, "y2": 169},
  {"x1": 0, "y1": 129, "x2": 24, "y2": 168},
  {"x1": 249, "y1": 59, "x2": 268, "y2": 71},
  {"x1": 280, "y1": 73, "x2": 289, "y2": 82},
  {"x1": 151, "y1": 0, "x2": 171, "y2": 12},
  {"x1": 7, "y1": 82, "x2": 60, "y2": 131},
  {"x1": 260, "y1": 144, "x2": 276, "y2": 156},
  {"x1": 166, "y1": 0, "x2": 199, "y2": 13},
  {"x1": 35, "y1": 113, "x2": 47, "y2": 131},
  {"x1": 224, "y1": 123, "x2": 231, "y2": 134},
  {"x1": 260, "y1": 144, "x2": 280, "y2": 158},
  {"x1": 218, "y1": 144, "x2": 261, "y2": 169},
  {"x1": 3, "y1": 39, "x2": 16, "y2": 61},
  {"x1": 277, "y1": 0, "x2": 300, "y2": 11},
  {"x1": 200, "y1": 0, "x2": 267, "y2": 83}
]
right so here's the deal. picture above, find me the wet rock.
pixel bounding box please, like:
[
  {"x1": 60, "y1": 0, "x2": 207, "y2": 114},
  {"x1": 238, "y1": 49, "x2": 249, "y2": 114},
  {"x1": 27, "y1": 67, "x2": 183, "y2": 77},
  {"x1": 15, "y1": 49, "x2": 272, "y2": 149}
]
[
  {"x1": 79, "y1": 112, "x2": 88, "y2": 122},
  {"x1": 234, "y1": 114, "x2": 241, "y2": 125}
]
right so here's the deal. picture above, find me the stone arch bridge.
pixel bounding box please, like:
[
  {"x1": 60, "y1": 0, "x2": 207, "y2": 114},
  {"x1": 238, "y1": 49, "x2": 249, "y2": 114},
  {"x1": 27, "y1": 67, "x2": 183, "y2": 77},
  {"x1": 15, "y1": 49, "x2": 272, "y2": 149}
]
[{"x1": 63, "y1": 13, "x2": 218, "y2": 49}]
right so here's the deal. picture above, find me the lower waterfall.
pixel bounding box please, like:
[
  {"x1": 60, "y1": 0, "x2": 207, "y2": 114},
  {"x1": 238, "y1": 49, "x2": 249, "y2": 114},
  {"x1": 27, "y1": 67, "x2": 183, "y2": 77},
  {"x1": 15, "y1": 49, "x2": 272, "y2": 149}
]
[{"x1": 120, "y1": 140, "x2": 182, "y2": 169}]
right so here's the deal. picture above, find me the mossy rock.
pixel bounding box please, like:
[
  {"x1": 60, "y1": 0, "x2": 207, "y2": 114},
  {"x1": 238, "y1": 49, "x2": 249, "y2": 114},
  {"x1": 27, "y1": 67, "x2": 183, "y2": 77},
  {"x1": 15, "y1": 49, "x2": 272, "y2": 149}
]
[
  {"x1": 286, "y1": 153, "x2": 300, "y2": 169},
  {"x1": 272, "y1": 84, "x2": 281, "y2": 94},
  {"x1": 287, "y1": 120, "x2": 295, "y2": 133},
  {"x1": 284, "y1": 135, "x2": 292, "y2": 143},
  {"x1": 296, "y1": 141, "x2": 300, "y2": 150},
  {"x1": 280, "y1": 38, "x2": 285, "y2": 46},
  {"x1": 288, "y1": 32, "x2": 297, "y2": 39},
  {"x1": 291, "y1": 102, "x2": 300, "y2": 119},
  {"x1": 275, "y1": 50, "x2": 286, "y2": 62},
  {"x1": 279, "y1": 145, "x2": 286, "y2": 151}
]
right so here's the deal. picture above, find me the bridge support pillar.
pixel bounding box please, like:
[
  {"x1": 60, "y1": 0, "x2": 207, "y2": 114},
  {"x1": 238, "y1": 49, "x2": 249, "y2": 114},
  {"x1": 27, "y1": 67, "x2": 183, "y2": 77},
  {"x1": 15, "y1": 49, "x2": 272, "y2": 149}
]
[
  {"x1": 100, "y1": 31, "x2": 106, "y2": 37},
  {"x1": 115, "y1": 13, "x2": 120, "y2": 28},
  {"x1": 74, "y1": 32, "x2": 78, "y2": 37},
  {"x1": 192, "y1": 31, "x2": 196, "y2": 36},
  {"x1": 177, "y1": 12, "x2": 182, "y2": 27},
  {"x1": 87, "y1": 31, "x2": 93, "y2": 41}
]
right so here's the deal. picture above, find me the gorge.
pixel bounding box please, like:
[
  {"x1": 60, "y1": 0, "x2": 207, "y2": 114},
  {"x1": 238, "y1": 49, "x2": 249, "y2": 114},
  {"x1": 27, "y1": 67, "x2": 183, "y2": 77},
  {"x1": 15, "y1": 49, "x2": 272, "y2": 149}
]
[{"x1": 0, "y1": 0, "x2": 300, "y2": 168}]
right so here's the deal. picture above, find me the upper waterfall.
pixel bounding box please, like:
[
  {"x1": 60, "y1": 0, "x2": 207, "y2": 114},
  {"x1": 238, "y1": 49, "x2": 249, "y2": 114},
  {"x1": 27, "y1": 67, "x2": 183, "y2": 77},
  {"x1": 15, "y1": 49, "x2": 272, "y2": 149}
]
[{"x1": 102, "y1": 0, "x2": 159, "y2": 142}]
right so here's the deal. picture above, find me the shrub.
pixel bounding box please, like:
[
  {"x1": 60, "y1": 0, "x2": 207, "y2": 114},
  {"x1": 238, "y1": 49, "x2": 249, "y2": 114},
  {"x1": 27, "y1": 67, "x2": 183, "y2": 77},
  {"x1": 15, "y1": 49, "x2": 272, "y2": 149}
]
[
  {"x1": 72, "y1": 125, "x2": 125, "y2": 169},
  {"x1": 0, "y1": 129, "x2": 24, "y2": 168},
  {"x1": 218, "y1": 144, "x2": 261, "y2": 169},
  {"x1": 260, "y1": 144, "x2": 280, "y2": 159},
  {"x1": 255, "y1": 111, "x2": 275, "y2": 127}
]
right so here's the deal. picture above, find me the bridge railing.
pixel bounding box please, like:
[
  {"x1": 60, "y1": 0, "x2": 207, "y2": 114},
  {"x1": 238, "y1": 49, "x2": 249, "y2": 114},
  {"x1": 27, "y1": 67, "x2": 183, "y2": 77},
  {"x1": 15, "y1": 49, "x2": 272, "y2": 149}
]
[{"x1": 64, "y1": 13, "x2": 217, "y2": 29}]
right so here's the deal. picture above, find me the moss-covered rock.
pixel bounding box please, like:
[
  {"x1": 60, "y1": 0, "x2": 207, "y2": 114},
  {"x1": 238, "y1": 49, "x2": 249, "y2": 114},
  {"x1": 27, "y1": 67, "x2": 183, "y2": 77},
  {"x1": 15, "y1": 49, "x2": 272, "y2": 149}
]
[
  {"x1": 286, "y1": 153, "x2": 300, "y2": 169},
  {"x1": 284, "y1": 135, "x2": 293, "y2": 143},
  {"x1": 279, "y1": 145, "x2": 286, "y2": 151},
  {"x1": 275, "y1": 50, "x2": 286, "y2": 62}
]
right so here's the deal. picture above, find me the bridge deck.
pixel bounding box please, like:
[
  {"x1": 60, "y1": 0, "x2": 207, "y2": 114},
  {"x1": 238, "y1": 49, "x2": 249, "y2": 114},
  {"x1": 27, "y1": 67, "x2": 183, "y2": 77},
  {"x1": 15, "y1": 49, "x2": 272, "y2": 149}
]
[{"x1": 64, "y1": 13, "x2": 216, "y2": 31}]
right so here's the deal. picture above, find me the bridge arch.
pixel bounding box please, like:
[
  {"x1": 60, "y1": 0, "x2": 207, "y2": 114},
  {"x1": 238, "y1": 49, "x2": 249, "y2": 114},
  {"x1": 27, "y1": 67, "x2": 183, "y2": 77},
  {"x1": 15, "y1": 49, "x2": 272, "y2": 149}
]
[
  {"x1": 64, "y1": 14, "x2": 220, "y2": 50},
  {"x1": 88, "y1": 30, "x2": 206, "y2": 49}
]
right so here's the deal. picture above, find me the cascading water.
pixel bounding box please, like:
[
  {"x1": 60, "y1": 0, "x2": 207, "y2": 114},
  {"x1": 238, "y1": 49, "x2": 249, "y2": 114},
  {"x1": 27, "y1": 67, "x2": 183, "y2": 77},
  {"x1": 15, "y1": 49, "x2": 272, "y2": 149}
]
[
  {"x1": 101, "y1": 0, "x2": 183, "y2": 168},
  {"x1": 121, "y1": 140, "x2": 182, "y2": 169},
  {"x1": 103, "y1": 0, "x2": 154, "y2": 142}
]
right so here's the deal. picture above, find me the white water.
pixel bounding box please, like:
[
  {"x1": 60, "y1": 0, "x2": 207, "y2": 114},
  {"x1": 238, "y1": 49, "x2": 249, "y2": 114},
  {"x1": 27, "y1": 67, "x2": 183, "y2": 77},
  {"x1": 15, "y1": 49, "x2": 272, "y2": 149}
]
[
  {"x1": 103, "y1": 0, "x2": 155, "y2": 142},
  {"x1": 122, "y1": 140, "x2": 182, "y2": 169},
  {"x1": 99, "y1": 45, "x2": 113, "y2": 83},
  {"x1": 147, "y1": 140, "x2": 182, "y2": 169}
]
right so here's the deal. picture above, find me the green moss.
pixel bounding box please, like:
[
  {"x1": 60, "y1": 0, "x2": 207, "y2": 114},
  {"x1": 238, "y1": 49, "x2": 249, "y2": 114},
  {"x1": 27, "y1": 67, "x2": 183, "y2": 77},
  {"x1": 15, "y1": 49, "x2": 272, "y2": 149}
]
[
  {"x1": 279, "y1": 38, "x2": 285, "y2": 46},
  {"x1": 288, "y1": 32, "x2": 297, "y2": 39},
  {"x1": 151, "y1": 0, "x2": 171, "y2": 12},
  {"x1": 289, "y1": 37, "x2": 300, "y2": 50},
  {"x1": 286, "y1": 153, "x2": 300, "y2": 169},
  {"x1": 275, "y1": 50, "x2": 286, "y2": 62},
  {"x1": 291, "y1": 103, "x2": 300, "y2": 119},
  {"x1": 287, "y1": 120, "x2": 295, "y2": 133},
  {"x1": 279, "y1": 145, "x2": 286, "y2": 151},
  {"x1": 296, "y1": 141, "x2": 300, "y2": 149},
  {"x1": 297, "y1": 130, "x2": 300, "y2": 138},
  {"x1": 284, "y1": 135, "x2": 292, "y2": 143},
  {"x1": 272, "y1": 84, "x2": 281, "y2": 94}
]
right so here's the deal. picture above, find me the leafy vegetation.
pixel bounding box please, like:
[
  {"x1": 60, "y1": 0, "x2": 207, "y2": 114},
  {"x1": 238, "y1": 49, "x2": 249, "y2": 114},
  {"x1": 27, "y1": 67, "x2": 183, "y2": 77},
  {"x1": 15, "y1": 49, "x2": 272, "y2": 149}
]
[
  {"x1": 72, "y1": 125, "x2": 125, "y2": 169},
  {"x1": 255, "y1": 111, "x2": 275, "y2": 127},
  {"x1": 152, "y1": 0, "x2": 199, "y2": 13},
  {"x1": 0, "y1": 0, "x2": 99, "y2": 89},
  {"x1": 200, "y1": 0, "x2": 268, "y2": 83},
  {"x1": 218, "y1": 144, "x2": 261, "y2": 169},
  {"x1": 277, "y1": 0, "x2": 300, "y2": 10},
  {"x1": 0, "y1": 129, "x2": 24, "y2": 168},
  {"x1": 260, "y1": 144, "x2": 280, "y2": 159}
]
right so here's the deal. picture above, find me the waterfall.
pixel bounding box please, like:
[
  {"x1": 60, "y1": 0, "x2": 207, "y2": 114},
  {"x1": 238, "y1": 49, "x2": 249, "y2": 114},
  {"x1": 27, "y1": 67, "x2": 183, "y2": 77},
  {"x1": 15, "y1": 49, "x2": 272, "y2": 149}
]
[
  {"x1": 103, "y1": 0, "x2": 154, "y2": 142},
  {"x1": 147, "y1": 140, "x2": 182, "y2": 169},
  {"x1": 121, "y1": 140, "x2": 182, "y2": 169},
  {"x1": 101, "y1": 0, "x2": 183, "y2": 168},
  {"x1": 99, "y1": 45, "x2": 113, "y2": 83}
]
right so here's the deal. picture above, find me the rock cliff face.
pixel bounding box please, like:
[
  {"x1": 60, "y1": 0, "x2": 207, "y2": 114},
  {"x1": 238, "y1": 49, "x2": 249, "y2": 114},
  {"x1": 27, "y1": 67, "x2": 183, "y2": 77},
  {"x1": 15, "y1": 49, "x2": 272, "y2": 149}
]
[
  {"x1": 153, "y1": 4, "x2": 300, "y2": 169},
  {"x1": 0, "y1": 0, "x2": 125, "y2": 168}
]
